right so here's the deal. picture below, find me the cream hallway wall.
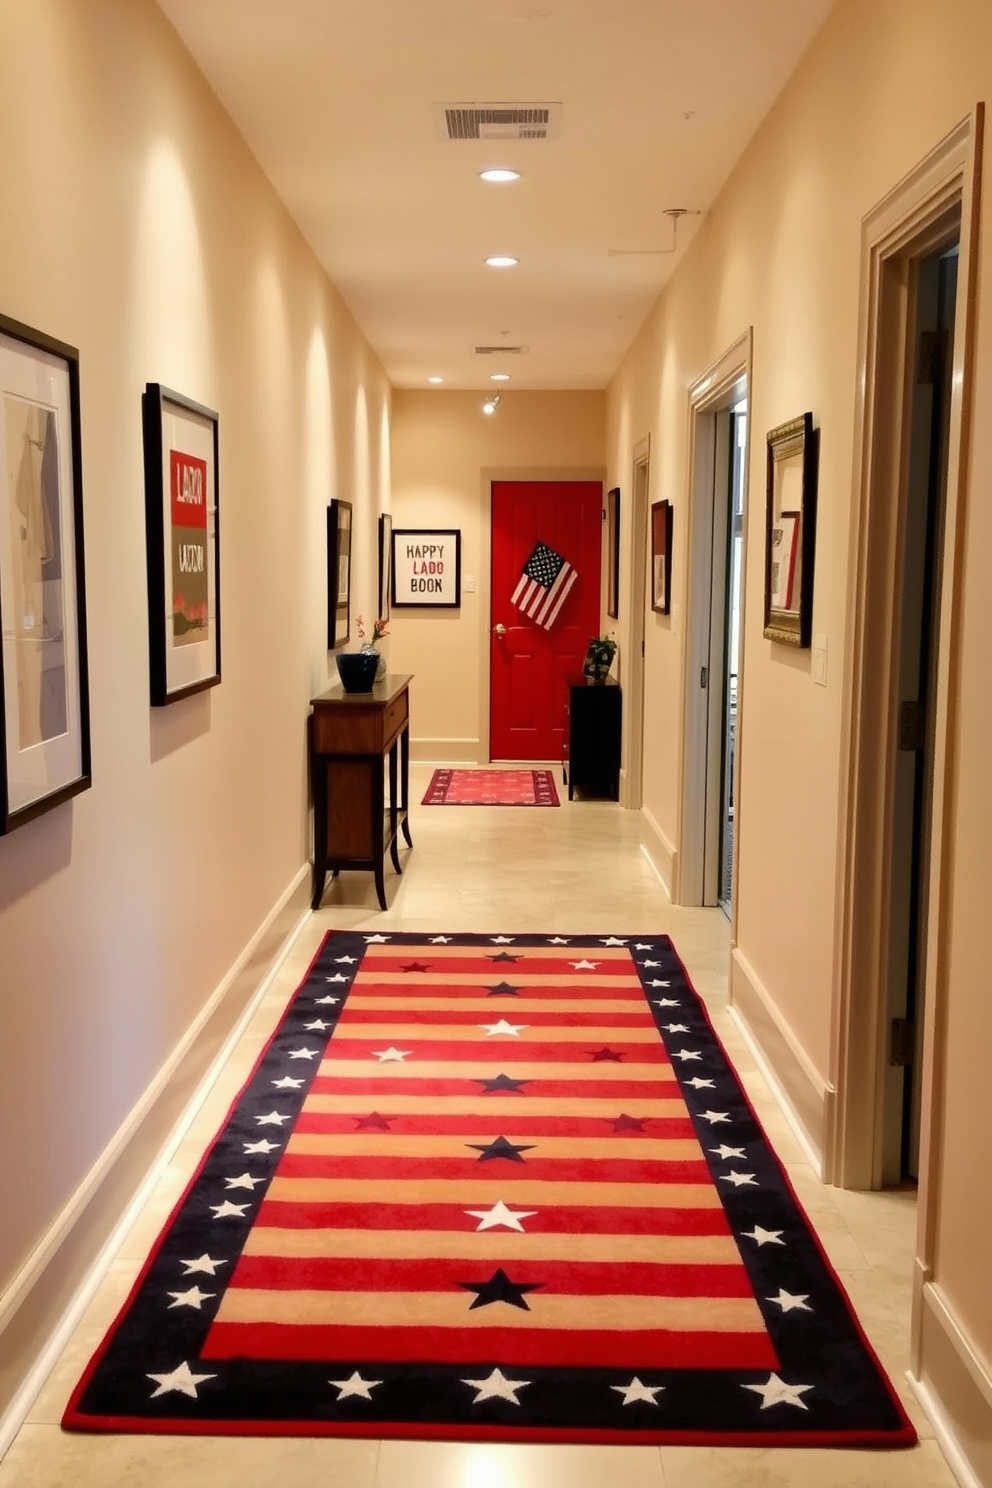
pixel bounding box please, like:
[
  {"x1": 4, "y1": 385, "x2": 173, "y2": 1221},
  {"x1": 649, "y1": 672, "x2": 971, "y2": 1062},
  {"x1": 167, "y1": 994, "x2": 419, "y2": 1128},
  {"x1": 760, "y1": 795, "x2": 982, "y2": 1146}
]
[
  {"x1": 606, "y1": 0, "x2": 992, "y2": 1477},
  {"x1": 0, "y1": 0, "x2": 390, "y2": 1420},
  {"x1": 390, "y1": 390, "x2": 606, "y2": 761}
]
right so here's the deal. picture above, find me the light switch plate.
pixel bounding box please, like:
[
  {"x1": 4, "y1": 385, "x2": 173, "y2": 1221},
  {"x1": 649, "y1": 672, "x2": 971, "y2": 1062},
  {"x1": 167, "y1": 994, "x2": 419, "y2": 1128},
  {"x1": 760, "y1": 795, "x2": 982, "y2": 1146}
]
[
  {"x1": 463, "y1": 575, "x2": 476, "y2": 593},
  {"x1": 812, "y1": 632, "x2": 827, "y2": 686}
]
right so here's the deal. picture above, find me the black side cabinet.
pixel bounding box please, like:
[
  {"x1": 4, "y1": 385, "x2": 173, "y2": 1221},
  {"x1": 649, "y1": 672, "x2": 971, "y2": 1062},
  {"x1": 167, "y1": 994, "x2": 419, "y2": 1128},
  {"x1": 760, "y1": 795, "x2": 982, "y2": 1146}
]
[{"x1": 562, "y1": 674, "x2": 621, "y2": 800}]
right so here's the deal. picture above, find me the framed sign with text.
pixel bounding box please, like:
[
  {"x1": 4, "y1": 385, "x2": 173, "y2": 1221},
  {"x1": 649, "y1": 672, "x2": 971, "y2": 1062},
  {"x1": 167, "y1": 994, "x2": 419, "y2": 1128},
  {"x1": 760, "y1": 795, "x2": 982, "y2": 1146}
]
[
  {"x1": 143, "y1": 384, "x2": 220, "y2": 705},
  {"x1": 391, "y1": 528, "x2": 461, "y2": 608}
]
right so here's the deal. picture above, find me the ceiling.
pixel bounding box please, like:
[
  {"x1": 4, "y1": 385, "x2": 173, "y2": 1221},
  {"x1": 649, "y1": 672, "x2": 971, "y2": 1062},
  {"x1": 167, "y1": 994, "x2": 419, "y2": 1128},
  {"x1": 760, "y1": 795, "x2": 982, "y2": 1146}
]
[{"x1": 155, "y1": 0, "x2": 835, "y2": 391}]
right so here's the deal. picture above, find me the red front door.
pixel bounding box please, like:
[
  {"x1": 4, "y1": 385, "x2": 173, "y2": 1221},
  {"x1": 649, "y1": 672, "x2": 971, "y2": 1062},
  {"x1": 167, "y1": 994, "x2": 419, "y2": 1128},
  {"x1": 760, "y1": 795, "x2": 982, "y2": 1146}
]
[{"x1": 490, "y1": 480, "x2": 603, "y2": 761}]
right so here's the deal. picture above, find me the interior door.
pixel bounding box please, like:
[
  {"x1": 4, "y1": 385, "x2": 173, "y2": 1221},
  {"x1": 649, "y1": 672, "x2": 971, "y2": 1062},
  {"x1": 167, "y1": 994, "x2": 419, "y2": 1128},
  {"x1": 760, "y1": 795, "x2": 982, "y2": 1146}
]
[{"x1": 490, "y1": 480, "x2": 603, "y2": 761}]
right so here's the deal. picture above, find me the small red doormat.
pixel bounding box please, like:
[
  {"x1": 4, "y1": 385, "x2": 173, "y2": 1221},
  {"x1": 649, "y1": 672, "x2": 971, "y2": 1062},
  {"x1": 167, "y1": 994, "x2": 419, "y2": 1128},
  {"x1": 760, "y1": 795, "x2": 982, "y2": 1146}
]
[
  {"x1": 422, "y1": 768, "x2": 560, "y2": 806},
  {"x1": 63, "y1": 932, "x2": 915, "y2": 1447}
]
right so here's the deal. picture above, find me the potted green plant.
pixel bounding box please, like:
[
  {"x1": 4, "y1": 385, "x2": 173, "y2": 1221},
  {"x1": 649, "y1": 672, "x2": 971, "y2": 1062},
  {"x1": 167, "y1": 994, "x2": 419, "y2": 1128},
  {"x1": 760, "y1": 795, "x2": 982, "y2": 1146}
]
[{"x1": 582, "y1": 634, "x2": 617, "y2": 683}]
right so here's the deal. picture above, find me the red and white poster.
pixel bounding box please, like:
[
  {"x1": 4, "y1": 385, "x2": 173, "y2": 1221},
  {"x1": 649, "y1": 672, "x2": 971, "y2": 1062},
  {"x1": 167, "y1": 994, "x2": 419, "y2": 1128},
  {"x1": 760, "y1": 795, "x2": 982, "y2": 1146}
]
[{"x1": 169, "y1": 450, "x2": 209, "y2": 646}]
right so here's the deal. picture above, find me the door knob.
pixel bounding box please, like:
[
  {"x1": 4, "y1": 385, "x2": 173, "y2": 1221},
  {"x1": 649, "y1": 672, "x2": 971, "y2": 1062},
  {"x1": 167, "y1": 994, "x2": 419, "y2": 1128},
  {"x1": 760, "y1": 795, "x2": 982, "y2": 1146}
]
[{"x1": 494, "y1": 623, "x2": 507, "y2": 638}]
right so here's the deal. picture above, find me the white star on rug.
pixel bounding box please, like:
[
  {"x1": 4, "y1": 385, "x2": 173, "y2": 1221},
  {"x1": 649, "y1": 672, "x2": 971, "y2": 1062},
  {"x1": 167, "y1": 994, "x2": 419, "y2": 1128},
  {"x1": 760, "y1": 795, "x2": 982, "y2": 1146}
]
[
  {"x1": 685, "y1": 1077, "x2": 714, "y2": 1089},
  {"x1": 209, "y1": 1200, "x2": 249, "y2": 1219},
  {"x1": 664, "y1": 1023, "x2": 690, "y2": 1033},
  {"x1": 600, "y1": 937, "x2": 628, "y2": 946},
  {"x1": 167, "y1": 1285, "x2": 214, "y2": 1310},
  {"x1": 767, "y1": 1289, "x2": 812, "y2": 1313},
  {"x1": 364, "y1": 934, "x2": 390, "y2": 943},
  {"x1": 643, "y1": 960, "x2": 663, "y2": 968},
  {"x1": 479, "y1": 1019, "x2": 528, "y2": 1037},
  {"x1": 634, "y1": 943, "x2": 654, "y2": 950},
  {"x1": 743, "y1": 1374, "x2": 813, "y2": 1410},
  {"x1": 429, "y1": 936, "x2": 452, "y2": 943},
  {"x1": 491, "y1": 936, "x2": 516, "y2": 944},
  {"x1": 329, "y1": 1370, "x2": 382, "y2": 1400},
  {"x1": 673, "y1": 1049, "x2": 702, "y2": 1061},
  {"x1": 224, "y1": 1172, "x2": 263, "y2": 1191},
  {"x1": 464, "y1": 1201, "x2": 538, "y2": 1232},
  {"x1": 324, "y1": 974, "x2": 348, "y2": 982},
  {"x1": 272, "y1": 1076, "x2": 304, "y2": 1090},
  {"x1": 315, "y1": 995, "x2": 340, "y2": 1006},
  {"x1": 373, "y1": 1047, "x2": 411, "y2": 1062},
  {"x1": 255, "y1": 1110, "x2": 292, "y2": 1126},
  {"x1": 335, "y1": 955, "x2": 358, "y2": 963},
  {"x1": 304, "y1": 1019, "x2": 331, "y2": 1032},
  {"x1": 710, "y1": 1145, "x2": 746, "y2": 1160},
  {"x1": 147, "y1": 1361, "x2": 217, "y2": 1399},
  {"x1": 720, "y1": 1170, "x2": 757, "y2": 1187},
  {"x1": 610, "y1": 1377, "x2": 665, "y2": 1406},
  {"x1": 180, "y1": 1254, "x2": 227, "y2": 1276},
  {"x1": 699, "y1": 1110, "x2": 731, "y2": 1124},
  {"x1": 743, "y1": 1225, "x2": 786, "y2": 1246},
  {"x1": 243, "y1": 1139, "x2": 279, "y2": 1154},
  {"x1": 571, "y1": 959, "x2": 599, "y2": 970},
  {"x1": 288, "y1": 1047, "x2": 319, "y2": 1060},
  {"x1": 462, "y1": 1367, "x2": 531, "y2": 1404},
  {"x1": 548, "y1": 936, "x2": 571, "y2": 944}
]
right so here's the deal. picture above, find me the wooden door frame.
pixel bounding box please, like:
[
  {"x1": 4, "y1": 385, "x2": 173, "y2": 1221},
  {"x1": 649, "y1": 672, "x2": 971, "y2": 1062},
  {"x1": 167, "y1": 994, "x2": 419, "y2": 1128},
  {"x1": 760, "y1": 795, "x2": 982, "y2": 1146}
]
[
  {"x1": 830, "y1": 113, "x2": 981, "y2": 1207},
  {"x1": 620, "y1": 436, "x2": 650, "y2": 810},
  {"x1": 675, "y1": 330, "x2": 753, "y2": 924},
  {"x1": 481, "y1": 466, "x2": 607, "y2": 764}
]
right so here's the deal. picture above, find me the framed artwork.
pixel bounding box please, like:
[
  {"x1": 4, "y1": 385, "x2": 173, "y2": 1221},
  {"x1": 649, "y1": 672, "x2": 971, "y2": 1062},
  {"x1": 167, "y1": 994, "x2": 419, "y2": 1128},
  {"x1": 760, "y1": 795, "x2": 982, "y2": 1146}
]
[
  {"x1": 0, "y1": 313, "x2": 91, "y2": 833},
  {"x1": 378, "y1": 512, "x2": 392, "y2": 623},
  {"x1": 326, "y1": 500, "x2": 352, "y2": 648},
  {"x1": 143, "y1": 384, "x2": 220, "y2": 706},
  {"x1": 650, "y1": 499, "x2": 673, "y2": 614},
  {"x1": 391, "y1": 528, "x2": 461, "y2": 608},
  {"x1": 606, "y1": 486, "x2": 620, "y2": 619},
  {"x1": 764, "y1": 412, "x2": 817, "y2": 646}
]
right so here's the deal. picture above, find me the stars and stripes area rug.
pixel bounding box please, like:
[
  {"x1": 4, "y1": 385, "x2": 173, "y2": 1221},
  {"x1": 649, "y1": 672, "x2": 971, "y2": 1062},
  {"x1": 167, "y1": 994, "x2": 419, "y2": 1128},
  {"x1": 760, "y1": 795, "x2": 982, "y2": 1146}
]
[
  {"x1": 422, "y1": 769, "x2": 560, "y2": 807},
  {"x1": 63, "y1": 932, "x2": 916, "y2": 1448}
]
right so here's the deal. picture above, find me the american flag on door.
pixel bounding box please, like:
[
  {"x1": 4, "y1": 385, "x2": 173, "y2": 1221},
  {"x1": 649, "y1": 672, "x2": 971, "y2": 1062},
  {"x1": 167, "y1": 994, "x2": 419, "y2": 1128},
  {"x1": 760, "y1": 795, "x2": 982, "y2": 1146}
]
[{"x1": 511, "y1": 540, "x2": 578, "y2": 629}]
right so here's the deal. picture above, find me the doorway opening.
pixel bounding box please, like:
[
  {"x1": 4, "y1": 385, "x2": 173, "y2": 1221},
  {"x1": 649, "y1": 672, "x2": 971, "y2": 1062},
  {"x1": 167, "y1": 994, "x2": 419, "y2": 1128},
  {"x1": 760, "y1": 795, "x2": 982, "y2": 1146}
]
[
  {"x1": 677, "y1": 332, "x2": 752, "y2": 913},
  {"x1": 832, "y1": 113, "x2": 980, "y2": 1200}
]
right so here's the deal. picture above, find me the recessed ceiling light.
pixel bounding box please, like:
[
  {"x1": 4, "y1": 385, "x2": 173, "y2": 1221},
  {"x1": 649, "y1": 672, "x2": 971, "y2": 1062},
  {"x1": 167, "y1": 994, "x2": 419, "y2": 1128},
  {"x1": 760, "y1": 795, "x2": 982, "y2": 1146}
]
[
  {"x1": 427, "y1": 376, "x2": 444, "y2": 384},
  {"x1": 485, "y1": 255, "x2": 518, "y2": 268},
  {"x1": 490, "y1": 373, "x2": 510, "y2": 382},
  {"x1": 479, "y1": 168, "x2": 520, "y2": 183}
]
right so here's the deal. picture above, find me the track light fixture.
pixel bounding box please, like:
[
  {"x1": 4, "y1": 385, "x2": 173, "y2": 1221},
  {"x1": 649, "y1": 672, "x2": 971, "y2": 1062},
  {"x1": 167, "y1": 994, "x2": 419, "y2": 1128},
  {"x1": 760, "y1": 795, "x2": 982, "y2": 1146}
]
[{"x1": 482, "y1": 391, "x2": 502, "y2": 416}]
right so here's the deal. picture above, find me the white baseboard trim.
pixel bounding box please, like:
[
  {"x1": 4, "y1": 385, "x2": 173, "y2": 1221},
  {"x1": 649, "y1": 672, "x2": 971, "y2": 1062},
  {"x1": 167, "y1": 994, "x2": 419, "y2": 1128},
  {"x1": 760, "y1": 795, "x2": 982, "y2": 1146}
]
[
  {"x1": 639, "y1": 808, "x2": 674, "y2": 898},
  {"x1": 728, "y1": 947, "x2": 835, "y2": 1179},
  {"x1": 0, "y1": 866, "x2": 311, "y2": 1461},
  {"x1": 409, "y1": 737, "x2": 482, "y2": 764},
  {"x1": 906, "y1": 1279, "x2": 992, "y2": 1488}
]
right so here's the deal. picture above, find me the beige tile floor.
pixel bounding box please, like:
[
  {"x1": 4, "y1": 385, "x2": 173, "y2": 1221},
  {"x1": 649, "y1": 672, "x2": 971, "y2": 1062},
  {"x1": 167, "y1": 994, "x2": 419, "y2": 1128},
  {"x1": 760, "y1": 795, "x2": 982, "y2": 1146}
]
[{"x1": 0, "y1": 767, "x2": 957, "y2": 1486}]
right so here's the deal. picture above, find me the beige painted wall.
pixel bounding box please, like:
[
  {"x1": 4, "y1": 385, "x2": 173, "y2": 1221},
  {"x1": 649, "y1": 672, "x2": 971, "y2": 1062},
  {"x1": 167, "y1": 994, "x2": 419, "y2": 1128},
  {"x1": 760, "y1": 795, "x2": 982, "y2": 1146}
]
[
  {"x1": 390, "y1": 390, "x2": 605, "y2": 759},
  {"x1": 0, "y1": 0, "x2": 389, "y2": 1309},
  {"x1": 606, "y1": 0, "x2": 992, "y2": 1443}
]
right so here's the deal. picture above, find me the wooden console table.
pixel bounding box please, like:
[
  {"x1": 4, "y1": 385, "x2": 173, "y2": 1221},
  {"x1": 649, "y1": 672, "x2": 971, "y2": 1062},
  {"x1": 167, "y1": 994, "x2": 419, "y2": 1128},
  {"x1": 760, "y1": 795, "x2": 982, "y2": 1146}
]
[{"x1": 309, "y1": 673, "x2": 413, "y2": 911}]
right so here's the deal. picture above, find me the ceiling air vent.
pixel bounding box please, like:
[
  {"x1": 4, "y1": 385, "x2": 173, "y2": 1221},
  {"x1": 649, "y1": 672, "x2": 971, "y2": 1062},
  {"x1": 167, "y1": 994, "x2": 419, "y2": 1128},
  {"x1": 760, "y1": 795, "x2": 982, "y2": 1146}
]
[
  {"x1": 474, "y1": 345, "x2": 529, "y2": 356},
  {"x1": 435, "y1": 103, "x2": 562, "y2": 141}
]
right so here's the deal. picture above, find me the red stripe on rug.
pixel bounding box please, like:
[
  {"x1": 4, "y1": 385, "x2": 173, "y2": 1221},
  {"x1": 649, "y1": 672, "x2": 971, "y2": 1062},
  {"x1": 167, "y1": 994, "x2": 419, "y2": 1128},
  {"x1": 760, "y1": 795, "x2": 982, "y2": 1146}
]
[
  {"x1": 251, "y1": 1201, "x2": 736, "y2": 1235},
  {"x1": 200, "y1": 1322, "x2": 779, "y2": 1370},
  {"x1": 271, "y1": 1155, "x2": 715, "y2": 1183},
  {"x1": 226, "y1": 1255, "x2": 757, "y2": 1297},
  {"x1": 306, "y1": 1076, "x2": 684, "y2": 1100},
  {"x1": 291, "y1": 1113, "x2": 700, "y2": 1138}
]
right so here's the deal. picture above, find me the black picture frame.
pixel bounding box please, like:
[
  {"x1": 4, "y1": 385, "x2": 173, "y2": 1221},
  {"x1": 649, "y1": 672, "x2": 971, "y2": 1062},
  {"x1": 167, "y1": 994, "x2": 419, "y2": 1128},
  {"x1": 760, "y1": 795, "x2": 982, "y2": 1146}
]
[
  {"x1": 391, "y1": 528, "x2": 461, "y2": 608},
  {"x1": 327, "y1": 500, "x2": 353, "y2": 648},
  {"x1": 143, "y1": 384, "x2": 221, "y2": 706},
  {"x1": 763, "y1": 412, "x2": 817, "y2": 647},
  {"x1": 606, "y1": 486, "x2": 620, "y2": 619},
  {"x1": 0, "y1": 313, "x2": 91, "y2": 832},
  {"x1": 650, "y1": 499, "x2": 673, "y2": 615},
  {"x1": 378, "y1": 512, "x2": 392, "y2": 623}
]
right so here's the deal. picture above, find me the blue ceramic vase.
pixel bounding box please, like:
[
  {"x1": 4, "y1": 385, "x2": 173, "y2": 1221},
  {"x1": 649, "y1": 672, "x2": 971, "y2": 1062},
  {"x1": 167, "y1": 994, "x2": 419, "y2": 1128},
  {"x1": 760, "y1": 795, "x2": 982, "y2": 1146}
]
[{"x1": 335, "y1": 649, "x2": 380, "y2": 693}]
